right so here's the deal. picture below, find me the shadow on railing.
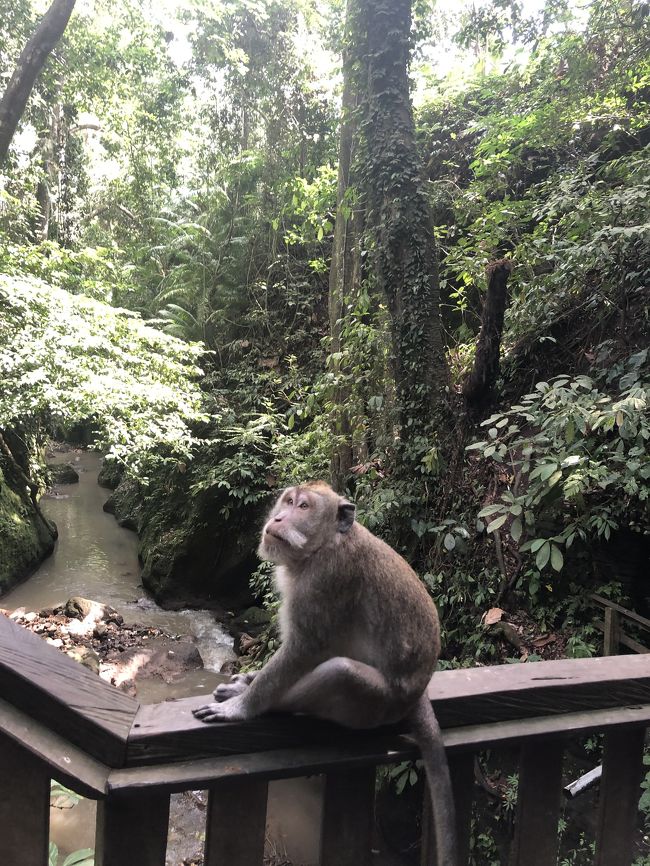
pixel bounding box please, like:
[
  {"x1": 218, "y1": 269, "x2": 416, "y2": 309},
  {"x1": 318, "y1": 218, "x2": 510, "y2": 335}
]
[{"x1": 1, "y1": 611, "x2": 648, "y2": 866}]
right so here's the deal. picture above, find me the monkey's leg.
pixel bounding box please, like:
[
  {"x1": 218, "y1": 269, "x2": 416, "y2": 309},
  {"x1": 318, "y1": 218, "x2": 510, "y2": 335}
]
[
  {"x1": 213, "y1": 672, "x2": 257, "y2": 702},
  {"x1": 277, "y1": 656, "x2": 401, "y2": 729}
]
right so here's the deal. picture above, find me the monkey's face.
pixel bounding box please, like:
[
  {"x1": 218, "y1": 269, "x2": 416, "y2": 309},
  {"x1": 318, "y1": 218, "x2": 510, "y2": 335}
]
[{"x1": 257, "y1": 482, "x2": 355, "y2": 564}]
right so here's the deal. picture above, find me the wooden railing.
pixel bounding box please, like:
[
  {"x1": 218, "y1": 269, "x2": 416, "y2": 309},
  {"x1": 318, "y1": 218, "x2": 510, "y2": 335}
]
[
  {"x1": 592, "y1": 593, "x2": 650, "y2": 655},
  {"x1": 1, "y1": 612, "x2": 649, "y2": 866}
]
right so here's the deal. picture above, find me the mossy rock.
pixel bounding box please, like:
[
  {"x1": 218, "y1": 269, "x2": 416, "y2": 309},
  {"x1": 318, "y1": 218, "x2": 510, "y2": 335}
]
[
  {"x1": 98, "y1": 457, "x2": 123, "y2": 490},
  {"x1": 0, "y1": 466, "x2": 56, "y2": 594},
  {"x1": 102, "y1": 475, "x2": 143, "y2": 531},
  {"x1": 48, "y1": 462, "x2": 79, "y2": 484}
]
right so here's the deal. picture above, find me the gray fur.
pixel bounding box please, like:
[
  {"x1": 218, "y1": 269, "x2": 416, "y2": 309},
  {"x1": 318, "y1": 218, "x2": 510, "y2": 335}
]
[{"x1": 193, "y1": 482, "x2": 456, "y2": 866}]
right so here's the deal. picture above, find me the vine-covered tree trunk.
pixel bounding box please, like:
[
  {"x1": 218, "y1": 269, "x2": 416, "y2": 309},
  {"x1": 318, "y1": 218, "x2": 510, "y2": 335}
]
[
  {"x1": 328, "y1": 5, "x2": 365, "y2": 491},
  {"x1": 0, "y1": 0, "x2": 76, "y2": 167},
  {"x1": 463, "y1": 260, "x2": 513, "y2": 421},
  {"x1": 359, "y1": 0, "x2": 448, "y2": 448}
]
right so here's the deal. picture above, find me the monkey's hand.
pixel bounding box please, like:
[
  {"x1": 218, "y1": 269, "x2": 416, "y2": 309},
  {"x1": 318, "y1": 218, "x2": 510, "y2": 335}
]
[
  {"x1": 192, "y1": 695, "x2": 249, "y2": 723},
  {"x1": 212, "y1": 672, "x2": 256, "y2": 702}
]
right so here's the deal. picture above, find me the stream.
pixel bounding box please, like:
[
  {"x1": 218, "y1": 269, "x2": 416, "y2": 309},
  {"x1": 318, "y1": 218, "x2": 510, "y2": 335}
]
[
  {"x1": 1, "y1": 448, "x2": 324, "y2": 866},
  {"x1": 2, "y1": 449, "x2": 234, "y2": 703}
]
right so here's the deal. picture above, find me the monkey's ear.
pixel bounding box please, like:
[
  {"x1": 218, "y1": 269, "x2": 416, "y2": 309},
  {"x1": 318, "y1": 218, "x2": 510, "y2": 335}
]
[{"x1": 337, "y1": 500, "x2": 356, "y2": 533}]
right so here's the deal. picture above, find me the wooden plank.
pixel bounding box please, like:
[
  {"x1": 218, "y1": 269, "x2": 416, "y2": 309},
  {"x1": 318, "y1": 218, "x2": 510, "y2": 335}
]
[
  {"x1": 594, "y1": 621, "x2": 649, "y2": 654},
  {"x1": 126, "y1": 656, "x2": 650, "y2": 765},
  {"x1": 509, "y1": 739, "x2": 564, "y2": 866},
  {"x1": 603, "y1": 607, "x2": 620, "y2": 656},
  {"x1": 421, "y1": 752, "x2": 474, "y2": 866},
  {"x1": 594, "y1": 726, "x2": 646, "y2": 866},
  {"x1": 95, "y1": 790, "x2": 170, "y2": 866},
  {"x1": 204, "y1": 778, "x2": 268, "y2": 866},
  {"x1": 320, "y1": 767, "x2": 375, "y2": 866},
  {"x1": 450, "y1": 752, "x2": 474, "y2": 866},
  {"x1": 0, "y1": 696, "x2": 108, "y2": 798},
  {"x1": 618, "y1": 633, "x2": 650, "y2": 654},
  {"x1": 591, "y1": 594, "x2": 650, "y2": 630},
  {"x1": 0, "y1": 733, "x2": 50, "y2": 866},
  {"x1": 109, "y1": 703, "x2": 650, "y2": 795},
  {"x1": 0, "y1": 613, "x2": 138, "y2": 766}
]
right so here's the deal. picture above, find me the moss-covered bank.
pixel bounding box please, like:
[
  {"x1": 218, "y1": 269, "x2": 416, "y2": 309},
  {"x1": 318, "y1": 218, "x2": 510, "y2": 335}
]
[
  {"x1": 103, "y1": 463, "x2": 261, "y2": 610},
  {"x1": 0, "y1": 465, "x2": 56, "y2": 595}
]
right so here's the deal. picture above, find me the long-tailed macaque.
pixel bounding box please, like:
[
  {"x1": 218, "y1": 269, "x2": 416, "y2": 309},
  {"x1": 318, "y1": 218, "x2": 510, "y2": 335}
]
[{"x1": 193, "y1": 481, "x2": 456, "y2": 866}]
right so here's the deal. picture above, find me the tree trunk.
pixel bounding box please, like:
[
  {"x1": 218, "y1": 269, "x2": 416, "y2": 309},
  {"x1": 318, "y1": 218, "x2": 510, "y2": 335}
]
[
  {"x1": 328, "y1": 3, "x2": 365, "y2": 491},
  {"x1": 360, "y1": 0, "x2": 448, "y2": 448},
  {"x1": 0, "y1": 0, "x2": 76, "y2": 167},
  {"x1": 462, "y1": 260, "x2": 513, "y2": 421}
]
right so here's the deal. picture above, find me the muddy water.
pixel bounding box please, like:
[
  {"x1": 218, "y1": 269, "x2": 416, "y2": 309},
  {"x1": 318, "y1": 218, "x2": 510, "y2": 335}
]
[
  {"x1": 2, "y1": 449, "x2": 234, "y2": 698},
  {"x1": 2, "y1": 448, "x2": 326, "y2": 866}
]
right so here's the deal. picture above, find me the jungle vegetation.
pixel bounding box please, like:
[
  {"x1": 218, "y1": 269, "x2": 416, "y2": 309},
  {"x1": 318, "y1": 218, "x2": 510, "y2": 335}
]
[{"x1": 1, "y1": 0, "x2": 649, "y2": 861}]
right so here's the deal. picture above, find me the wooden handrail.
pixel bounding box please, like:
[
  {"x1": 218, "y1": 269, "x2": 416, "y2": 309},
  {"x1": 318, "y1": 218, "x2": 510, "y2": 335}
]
[
  {"x1": 1, "y1": 611, "x2": 649, "y2": 866},
  {"x1": 591, "y1": 594, "x2": 650, "y2": 655}
]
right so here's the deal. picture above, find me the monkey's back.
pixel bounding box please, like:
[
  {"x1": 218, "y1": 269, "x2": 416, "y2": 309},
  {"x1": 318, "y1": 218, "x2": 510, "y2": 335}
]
[{"x1": 334, "y1": 522, "x2": 441, "y2": 696}]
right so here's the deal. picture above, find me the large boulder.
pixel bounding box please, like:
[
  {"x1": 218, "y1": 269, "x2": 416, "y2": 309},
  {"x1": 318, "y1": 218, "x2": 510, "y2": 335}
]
[
  {"x1": 47, "y1": 462, "x2": 79, "y2": 484},
  {"x1": 103, "y1": 470, "x2": 263, "y2": 609}
]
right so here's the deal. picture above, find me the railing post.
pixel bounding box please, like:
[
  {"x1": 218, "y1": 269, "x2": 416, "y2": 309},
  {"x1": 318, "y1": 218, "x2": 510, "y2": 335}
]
[
  {"x1": 603, "y1": 607, "x2": 621, "y2": 655},
  {"x1": 320, "y1": 767, "x2": 375, "y2": 866},
  {"x1": 509, "y1": 739, "x2": 564, "y2": 866},
  {"x1": 0, "y1": 733, "x2": 50, "y2": 866},
  {"x1": 421, "y1": 752, "x2": 474, "y2": 866},
  {"x1": 595, "y1": 726, "x2": 645, "y2": 866},
  {"x1": 95, "y1": 790, "x2": 170, "y2": 866},
  {"x1": 204, "y1": 778, "x2": 268, "y2": 866}
]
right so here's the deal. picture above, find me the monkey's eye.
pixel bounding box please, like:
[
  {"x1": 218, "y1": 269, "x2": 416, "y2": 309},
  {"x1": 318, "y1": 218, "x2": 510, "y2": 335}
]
[
  {"x1": 299, "y1": 502, "x2": 309, "y2": 509},
  {"x1": 286, "y1": 497, "x2": 293, "y2": 505}
]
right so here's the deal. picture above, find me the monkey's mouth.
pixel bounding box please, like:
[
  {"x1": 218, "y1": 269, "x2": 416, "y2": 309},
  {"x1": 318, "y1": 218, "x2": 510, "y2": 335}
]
[{"x1": 265, "y1": 528, "x2": 287, "y2": 542}]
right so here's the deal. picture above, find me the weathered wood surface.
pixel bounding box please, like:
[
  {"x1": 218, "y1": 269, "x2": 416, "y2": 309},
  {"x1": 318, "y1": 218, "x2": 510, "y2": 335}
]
[
  {"x1": 595, "y1": 727, "x2": 646, "y2": 866},
  {"x1": 603, "y1": 607, "x2": 621, "y2": 656},
  {"x1": 320, "y1": 768, "x2": 375, "y2": 866},
  {"x1": 509, "y1": 739, "x2": 564, "y2": 866},
  {"x1": 108, "y1": 702, "x2": 650, "y2": 793},
  {"x1": 204, "y1": 778, "x2": 268, "y2": 866},
  {"x1": 95, "y1": 790, "x2": 170, "y2": 866},
  {"x1": 126, "y1": 655, "x2": 650, "y2": 765},
  {"x1": 0, "y1": 696, "x2": 109, "y2": 797},
  {"x1": 594, "y1": 619, "x2": 649, "y2": 654},
  {"x1": 420, "y1": 752, "x2": 474, "y2": 866},
  {"x1": 0, "y1": 733, "x2": 50, "y2": 866},
  {"x1": 0, "y1": 613, "x2": 138, "y2": 765},
  {"x1": 449, "y1": 752, "x2": 474, "y2": 866}
]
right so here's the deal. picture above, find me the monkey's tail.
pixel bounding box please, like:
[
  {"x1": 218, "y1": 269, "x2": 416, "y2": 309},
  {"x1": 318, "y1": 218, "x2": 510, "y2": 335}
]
[{"x1": 410, "y1": 693, "x2": 457, "y2": 866}]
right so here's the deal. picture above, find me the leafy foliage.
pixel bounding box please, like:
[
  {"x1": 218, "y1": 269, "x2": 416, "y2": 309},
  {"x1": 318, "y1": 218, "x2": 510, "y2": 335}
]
[
  {"x1": 0, "y1": 274, "x2": 206, "y2": 465},
  {"x1": 468, "y1": 350, "x2": 649, "y2": 581}
]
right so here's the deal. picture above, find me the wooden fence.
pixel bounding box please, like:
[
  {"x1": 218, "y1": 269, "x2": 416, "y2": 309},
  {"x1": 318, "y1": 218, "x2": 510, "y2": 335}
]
[
  {"x1": 1, "y1": 611, "x2": 649, "y2": 866},
  {"x1": 592, "y1": 593, "x2": 650, "y2": 655}
]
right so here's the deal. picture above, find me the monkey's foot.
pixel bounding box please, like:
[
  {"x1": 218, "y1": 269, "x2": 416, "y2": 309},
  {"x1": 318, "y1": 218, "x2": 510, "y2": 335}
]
[
  {"x1": 213, "y1": 673, "x2": 253, "y2": 702},
  {"x1": 192, "y1": 697, "x2": 248, "y2": 723}
]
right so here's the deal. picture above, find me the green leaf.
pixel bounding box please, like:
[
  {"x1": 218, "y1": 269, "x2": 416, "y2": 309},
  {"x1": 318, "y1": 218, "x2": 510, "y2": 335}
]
[
  {"x1": 565, "y1": 418, "x2": 575, "y2": 444},
  {"x1": 536, "y1": 542, "x2": 551, "y2": 570},
  {"x1": 477, "y1": 503, "x2": 504, "y2": 518},
  {"x1": 443, "y1": 533, "x2": 456, "y2": 551},
  {"x1": 62, "y1": 851, "x2": 94, "y2": 866},
  {"x1": 487, "y1": 513, "x2": 508, "y2": 532},
  {"x1": 511, "y1": 518, "x2": 522, "y2": 542},
  {"x1": 550, "y1": 545, "x2": 564, "y2": 572}
]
